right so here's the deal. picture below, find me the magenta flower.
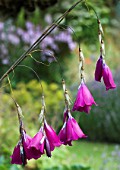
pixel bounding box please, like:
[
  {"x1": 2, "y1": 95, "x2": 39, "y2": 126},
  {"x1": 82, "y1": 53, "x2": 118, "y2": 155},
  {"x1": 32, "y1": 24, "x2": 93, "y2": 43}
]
[
  {"x1": 72, "y1": 82, "x2": 97, "y2": 113},
  {"x1": 44, "y1": 120, "x2": 62, "y2": 157},
  {"x1": 10, "y1": 144, "x2": 24, "y2": 165},
  {"x1": 27, "y1": 128, "x2": 45, "y2": 160},
  {"x1": 95, "y1": 56, "x2": 103, "y2": 82},
  {"x1": 102, "y1": 64, "x2": 116, "y2": 90},
  {"x1": 27, "y1": 121, "x2": 62, "y2": 158},
  {"x1": 10, "y1": 131, "x2": 32, "y2": 165},
  {"x1": 58, "y1": 111, "x2": 86, "y2": 145}
]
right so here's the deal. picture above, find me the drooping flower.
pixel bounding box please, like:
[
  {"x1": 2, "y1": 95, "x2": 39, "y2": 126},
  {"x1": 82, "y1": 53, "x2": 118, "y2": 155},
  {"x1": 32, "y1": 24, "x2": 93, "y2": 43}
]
[
  {"x1": 58, "y1": 110, "x2": 86, "y2": 145},
  {"x1": 10, "y1": 131, "x2": 32, "y2": 165},
  {"x1": 27, "y1": 127, "x2": 45, "y2": 160},
  {"x1": 27, "y1": 120, "x2": 62, "y2": 158},
  {"x1": 102, "y1": 64, "x2": 116, "y2": 90},
  {"x1": 95, "y1": 56, "x2": 103, "y2": 82},
  {"x1": 44, "y1": 120, "x2": 62, "y2": 157},
  {"x1": 72, "y1": 81, "x2": 97, "y2": 113}
]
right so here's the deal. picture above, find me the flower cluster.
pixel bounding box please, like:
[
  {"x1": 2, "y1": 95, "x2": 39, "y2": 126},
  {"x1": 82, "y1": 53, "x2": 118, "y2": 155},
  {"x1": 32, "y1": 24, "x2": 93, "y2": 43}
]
[
  {"x1": 11, "y1": 130, "x2": 32, "y2": 165},
  {"x1": 10, "y1": 18, "x2": 116, "y2": 167},
  {"x1": 95, "y1": 56, "x2": 116, "y2": 90},
  {"x1": 58, "y1": 79, "x2": 86, "y2": 145},
  {"x1": 11, "y1": 99, "x2": 62, "y2": 165},
  {"x1": 95, "y1": 20, "x2": 116, "y2": 90},
  {"x1": 58, "y1": 109, "x2": 86, "y2": 146}
]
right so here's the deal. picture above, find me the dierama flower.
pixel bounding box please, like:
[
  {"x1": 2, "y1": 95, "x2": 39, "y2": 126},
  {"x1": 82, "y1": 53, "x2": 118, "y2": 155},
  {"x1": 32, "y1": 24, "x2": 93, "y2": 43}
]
[
  {"x1": 27, "y1": 120, "x2": 62, "y2": 158},
  {"x1": 95, "y1": 56, "x2": 103, "y2": 82},
  {"x1": 27, "y1": 127, "x2": 45, "y2": 160},
  {"x1": 72, "y1": 81, "x2": 97, "y2": 113},
  {"x1": 44, "y1": 120, "x2": 62, "y2": 157},
  {"x1": 58, "y1": 110, "x2": 86, "y2": 145},
  {"x1": 102, "y1": 64, "x2": 116, "y2": 90},
  {"x1": 10, "y1": 130, "x2": 32, "y2": 165}
]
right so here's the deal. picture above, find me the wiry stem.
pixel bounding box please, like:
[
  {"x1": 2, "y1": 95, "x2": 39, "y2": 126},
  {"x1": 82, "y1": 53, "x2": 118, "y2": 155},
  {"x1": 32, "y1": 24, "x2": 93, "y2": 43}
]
[{"x1": 0, "y1": 0, "x2": 84, "y2": 83}]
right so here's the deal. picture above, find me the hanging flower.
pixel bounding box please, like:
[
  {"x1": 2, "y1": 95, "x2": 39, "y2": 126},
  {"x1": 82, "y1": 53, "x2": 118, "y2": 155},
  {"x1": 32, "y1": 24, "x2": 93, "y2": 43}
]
[
  {"x1": 44, "y1": 120, "x2": 62, "y2": 157},
  {"x1": 72, "y1": 81, "x2": 97, "y2": 113},
  {"x1": 10, "y1": 130, "x2": 32, "y2": 165},
  {"x1": 27, "y1": 127, "x2": 45, "y2": 160},
  {"x1": 102, "y1": 64, "x2": 116, "y2": 90},
  {"x1": 58, "y1": 110, "x2": 86, "y2": 145},
  {"x1": 27, "y1": 120, "x2": 62, "y2": 158},
  {"x1": 95, "y1": 56, "x2": 103, "y2": 82}
]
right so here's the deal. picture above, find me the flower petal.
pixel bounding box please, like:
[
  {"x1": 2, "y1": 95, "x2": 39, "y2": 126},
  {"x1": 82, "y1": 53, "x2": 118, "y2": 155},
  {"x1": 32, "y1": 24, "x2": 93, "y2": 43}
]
[
  {"x1": 102, "y1": 64, "x2": 116, "y2": 90},
  {"x1": 95, "y1": 56, "x2": 103, "y2": 82}
]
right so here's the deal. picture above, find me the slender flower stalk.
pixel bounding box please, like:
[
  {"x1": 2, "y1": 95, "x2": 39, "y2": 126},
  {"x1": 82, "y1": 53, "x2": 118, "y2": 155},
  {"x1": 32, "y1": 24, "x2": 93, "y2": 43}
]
[
  {"x1": 72, "y1": 48, "x2": 96, "y2": 113},
  {"x1": 10, "y1": 102, "x2": 32, "y2": 165},
  {"x1": 27, "y1": 95, "x2": 62, "y2": 158},
  {"x1": 59, "y1": 78, "x2": 87, "y2": 144},
  {"x1": 79, "y1": 48, "x2": 85, "y2": 81}
]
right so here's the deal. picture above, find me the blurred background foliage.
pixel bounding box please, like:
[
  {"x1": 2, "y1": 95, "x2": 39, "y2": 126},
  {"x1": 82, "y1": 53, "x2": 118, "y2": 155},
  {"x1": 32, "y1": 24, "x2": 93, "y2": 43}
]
[{"x1": 0, "y1": 0, "x2": 120, "y2": 169}]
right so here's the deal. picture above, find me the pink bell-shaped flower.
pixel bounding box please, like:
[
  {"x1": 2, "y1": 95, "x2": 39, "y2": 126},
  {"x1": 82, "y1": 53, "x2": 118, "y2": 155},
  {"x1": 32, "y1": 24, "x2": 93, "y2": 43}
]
[
  {"x1": 58, "y1": 110, "x2": 86, "y2": 145},
  {"x1": 10, "y1": 144, "x2": 24, "y2": 165},
  {"x1": 95, "y1": 56, "x2": 103, "y2": 82},
  {"x1": 27, "y1": 120, "x2": 62, "y2": 158},
  {"x1": 27, "y1": 127, "x2": 45, "y2": 160},
  {"x1": 44, "y1": 120, "x2": 62, "y2": 157},
  {"x1": 10, "y1": 131, "x2": 32, "y2": 165},
  {"x1": 102, "y1": 64, "x2": 116, "y2": 90},
  {"x1": 72, "y1": 81, "x2": 97, "y2": 113}
]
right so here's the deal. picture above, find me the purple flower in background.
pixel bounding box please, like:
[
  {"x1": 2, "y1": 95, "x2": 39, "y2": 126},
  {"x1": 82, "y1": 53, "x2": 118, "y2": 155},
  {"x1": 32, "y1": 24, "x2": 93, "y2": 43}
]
[
  {"x1": 0, "y1": 20, "x2": 76, "y2": 64},
  {"x1": 27, "y1": 127, "x2": 45, "y2": 160},
  {"x1": 58, "y1": 110, "x2": 86, "y2": 145},
  {"x1": 8, "y1": 34, "x2": 20, "y2": 45},
  {"x1": 10, "y1": 131, "x2": 32, "y2": 165},
  {"x1": 0, "y1": 22, "x2": 4, "y2": 31},
  {"x1": 102, "y1": 64, "x2": 116, "y2": 90},
  {"x1": 16, "y1": 28, "x2": 24, "y2": 36},
  {"x1": 45, "y1": 14, "x2": 52, "y2": 24},
  {"x1": 26, "y1": 21, "x2": 34, "y2": 30},
  {"x1": 72, "y1": 81, "x2": 97, "y2": 113},
  {"x1": 95, "y1": 56, "x2": 103, "y2": 82}
]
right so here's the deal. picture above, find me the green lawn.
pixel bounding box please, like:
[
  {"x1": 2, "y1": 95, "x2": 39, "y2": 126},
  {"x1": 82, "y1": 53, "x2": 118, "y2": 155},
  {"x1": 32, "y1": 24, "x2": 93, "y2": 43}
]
[{"x1": 26, "y1": 141, "x2": 120, "y2": 170}]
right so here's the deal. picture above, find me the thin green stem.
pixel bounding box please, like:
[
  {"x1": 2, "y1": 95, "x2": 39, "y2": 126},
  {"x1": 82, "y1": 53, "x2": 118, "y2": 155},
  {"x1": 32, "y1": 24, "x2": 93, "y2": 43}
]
[{"x1": 18, "y1": 65, "x2": 44, "y2": 95}]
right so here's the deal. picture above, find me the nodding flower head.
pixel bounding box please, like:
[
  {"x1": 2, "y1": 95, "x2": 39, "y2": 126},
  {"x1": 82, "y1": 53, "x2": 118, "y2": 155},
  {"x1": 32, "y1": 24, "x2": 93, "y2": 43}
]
[
  {"x1": 27, "y1": 120, "x2": 62, "y2": 159},
  {"x1": 44, "y1": 120, "x2": 62, "y2": 157},
  {"x1": 10, "y1": 130, "x2": 32, "y2": 165},
  {"x1": 27, "y1": 127, "x2": 45, "y2": 160},
  {"x1": 72, "y1": 81, "x2": 97, "y2": 113},
  {"x1": 58, "y1": 110, "x2": 87, "y2": 146},
  {"x1": 102, "y1": 64, "x2": 116, "y2": 90},
  {"x1": 95, "y1": 56, "x2": 103, "y2": 82}
]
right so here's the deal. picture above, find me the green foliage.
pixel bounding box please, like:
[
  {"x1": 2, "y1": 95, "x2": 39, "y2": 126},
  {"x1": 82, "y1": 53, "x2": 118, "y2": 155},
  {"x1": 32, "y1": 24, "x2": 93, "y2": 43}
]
[{"x1": 45, "y1": 164, "x2": 92, "y2": 170}]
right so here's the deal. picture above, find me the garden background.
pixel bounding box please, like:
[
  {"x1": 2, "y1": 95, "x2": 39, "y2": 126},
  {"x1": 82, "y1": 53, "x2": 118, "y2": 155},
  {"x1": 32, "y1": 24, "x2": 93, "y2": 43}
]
[{"x1": 0, "y1": 0, "x2": 120, "y2": 169}]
